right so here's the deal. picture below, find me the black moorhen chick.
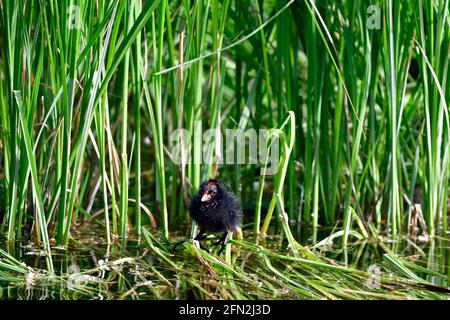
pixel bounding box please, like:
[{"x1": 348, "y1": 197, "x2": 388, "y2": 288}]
[{"x1": 189, "y1": 179, "x2": 241, "y2": 254}]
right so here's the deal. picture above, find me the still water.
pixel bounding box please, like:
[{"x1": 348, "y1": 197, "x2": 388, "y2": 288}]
[{"x1": 0, "y1": 222, "x2": 449, "y2": 300}]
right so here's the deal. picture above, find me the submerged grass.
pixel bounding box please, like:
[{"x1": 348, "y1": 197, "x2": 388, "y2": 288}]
[{"x1": 0, "y1": 0, "x2": 449, "y2": 299}]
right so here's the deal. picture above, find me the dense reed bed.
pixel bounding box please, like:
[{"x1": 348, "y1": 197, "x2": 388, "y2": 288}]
[{"x1": 0, "y1": 0, "x2": 449, "y2": 299}]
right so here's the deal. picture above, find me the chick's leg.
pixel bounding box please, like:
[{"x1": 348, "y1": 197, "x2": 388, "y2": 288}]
[
  {"x1": 194, "y1": 228, "x2": 207, "y2": 241},
  {"x1": 217, "y1": 231, "x2": 231, "y2": 255},
  {"x1": 194, "y1": 228, "x2": 209, "y2": 252}
]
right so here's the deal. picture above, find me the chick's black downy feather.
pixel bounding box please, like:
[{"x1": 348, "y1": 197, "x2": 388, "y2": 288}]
[
  {"x1": 190, "y1": 179, "x2": 241, "y2": 233},
  {"x1": 188, "y1": 179, "x2": 241, "y2": 254}
]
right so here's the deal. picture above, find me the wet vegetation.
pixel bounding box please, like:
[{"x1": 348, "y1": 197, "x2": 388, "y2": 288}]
[{"x1": 0, "y1": 0, "x2": 449, "y2": 299}]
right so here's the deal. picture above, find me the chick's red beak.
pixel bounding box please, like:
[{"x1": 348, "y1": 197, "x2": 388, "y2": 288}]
[{"x1": 201, "y1": 192, "x2": 211, "y2": 202}]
